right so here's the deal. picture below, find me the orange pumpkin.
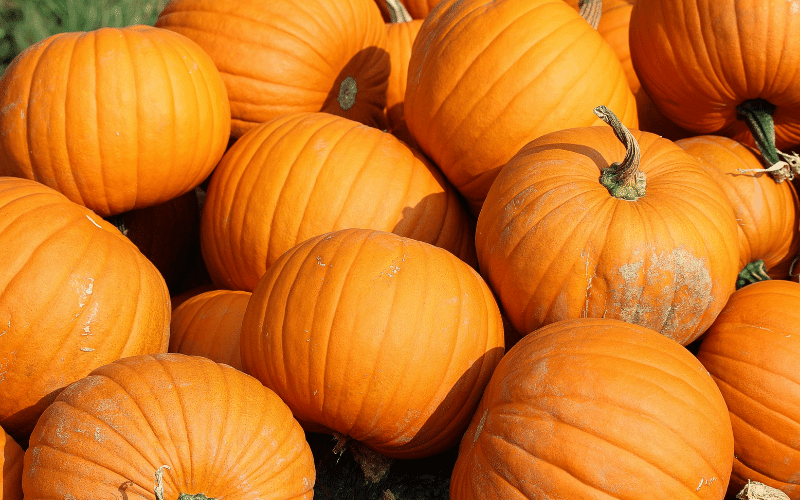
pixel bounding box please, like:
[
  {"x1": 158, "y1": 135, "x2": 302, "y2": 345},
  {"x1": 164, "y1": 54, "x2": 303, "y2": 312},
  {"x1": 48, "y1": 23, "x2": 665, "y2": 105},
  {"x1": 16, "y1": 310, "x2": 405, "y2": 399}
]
[
  {"x1": 0, "y1": 178, "x2": 170, "y2": 441},
  {"x1": 384, "y1": 0, "x2": 423, "y2": 148},
  {"x1": 696, "y1": 280, "x2": 800, "y2": 499},
  {"x1": 0, "y1": 26, "x2": 231, "y2": 217},
  {"x1": 201, "y1": 112, "x2": 477, "y2": 291},
  {"x1": 240, "y1": 229, "x2": 505, "y2": 458},
  {"x1": 476, "y1": 106, "x2": 739, "y2": 345},
  {"x1": 22, "y1": 353, "x2": 316, "y2": 499},
  {"x1": 451, "y1": 317, "x2": 734, "y2": 500},
  {"x1": 156, "y1": 0, "x2": 390, "y2": 138},
  {"x1": 375, "y1": 0, "x2": 442, "y2": 19},
  {"x1": 2, "y1": 428, "x2": 23, "y2": 500},
  {"x1": 404, "y1": 0, "x2": 637, "y2": 214}
]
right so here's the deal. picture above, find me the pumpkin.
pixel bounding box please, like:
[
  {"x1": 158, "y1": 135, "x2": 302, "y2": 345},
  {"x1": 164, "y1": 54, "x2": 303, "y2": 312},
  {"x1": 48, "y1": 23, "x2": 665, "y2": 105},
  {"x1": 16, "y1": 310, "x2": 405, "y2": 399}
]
[
  {"x1": 404, "y1": 0, "x2": 637, "y2": 214},
  {"x1": 171, "y1": 284, "x2": 218, "y2": 311},
  {"x1": 675, "y1": 135, "x2": 800, "y2": 284},
  {"x1": 0, "y1": 26, "x2": 231, "y2": 217},
  {"x1": 1, "y1": 428, "x2": 23, "y2": 500},
  {"x1": 240, "y1": 228, "x2": 505, "y2": 458},
  {"x1": 696, "y1": 280, "x2": 800, "y2": 499},
  {"x1": 155, "y1": 0, "x2": 390, "y2": 138},
  {"x1": 201, "y1": 112, "x2": 477, "y2": 292},
  {"x1": 450, "y1": 317, "x2": 734, "y2": 500},
  {"x1": 384, "y1": 0, "x2": 423, "y2": 148},
  {"x1": 22, "y1": 353, "x2": 315, "y2": 499},
  {"x1": 0, "y1": 177, "x2": 170, "y2": 442},
  {"x1": 629, "y1": 0, "x2": 800, "y2": 180},
  {"x1": 475, "y1": 106, "x2": 739, "y2": 345},
  {"x1": 170, "y1": 290, "x2": 251, "y2": 371}
]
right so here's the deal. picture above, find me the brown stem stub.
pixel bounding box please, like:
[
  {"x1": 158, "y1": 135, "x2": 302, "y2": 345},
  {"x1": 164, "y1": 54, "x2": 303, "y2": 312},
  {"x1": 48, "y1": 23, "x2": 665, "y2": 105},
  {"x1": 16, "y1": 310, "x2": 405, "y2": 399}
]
[
  {"x1": 337, "y1": 76, "x2": 358, "y2": 111},
  {"x1": 594, "y1": 105, "x2": 646, "y2": 200},
  {"x1": 736, "y1": 480, "x2": 790, "y2": 500},
  {"x1": 578, "y1": 0, "x2": 603, "y2": 29}
]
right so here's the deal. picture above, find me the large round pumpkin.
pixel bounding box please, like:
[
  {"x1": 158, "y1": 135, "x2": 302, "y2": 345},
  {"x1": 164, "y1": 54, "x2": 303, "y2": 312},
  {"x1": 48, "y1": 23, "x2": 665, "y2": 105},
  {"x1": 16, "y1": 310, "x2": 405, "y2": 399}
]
[
  {"x1": 240, "y1": 228, "x2": 505, "y2": 458},
  {"x1": 201, "y1": 112, "x2": 477, "y2": 291},
  {"x1": 476, "y1": 107, "x2": 739, "y2": 345},
  {"x1": 0, "y1": 26, "x2": 231, "y2": 217},
  {"x1": 155, "y1": 0, "x2": 390, "y2": 138},
  {"x1": 450, "y1": 317, "x2": 734, "y2": 500},
  {"x1": 696, "y1": 280, "x2": 800, "y2": 499},
  {"x1": 404, "y1": 0, "x2": 637, "y2": 214},
  {"x1": 1, "y1": 428, "x2": 23, "y2": 500},
  {"x1": 22, "y1": 353, "x2": 315, "y2": 499},
  {"x1": 0, "y1": 177, "x2": 170, "y2": 441}
]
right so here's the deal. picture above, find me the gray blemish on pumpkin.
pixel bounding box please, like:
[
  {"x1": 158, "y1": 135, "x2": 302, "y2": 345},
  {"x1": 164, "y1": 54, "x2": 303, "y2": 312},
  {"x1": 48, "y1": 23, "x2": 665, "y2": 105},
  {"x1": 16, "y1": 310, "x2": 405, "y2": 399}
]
[{"x1": 473, "y1": 408, "x2": 488, "y2": 443}]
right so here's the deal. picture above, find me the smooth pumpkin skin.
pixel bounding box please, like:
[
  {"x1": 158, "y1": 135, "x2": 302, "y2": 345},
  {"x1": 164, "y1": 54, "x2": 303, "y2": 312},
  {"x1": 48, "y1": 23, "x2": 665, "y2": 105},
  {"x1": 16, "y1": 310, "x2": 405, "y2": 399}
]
[
  {"x1": 0, "y1": 26, "x2": 231, "y2": 217},
  {"x1": 676, "y1": 135, "x2": 800, "y2": 279},
  {"x1": 1, "y1": 428, "x2": 23, "y2": 500},
  {"x1": 405, "y1": 0, "x2": 637, "y2": 215},
  {"x1": 451, "y1": 317, "x2": 734, "y2": 500},
  {"x1": 170, "y1": 290, "x2": 251, "y2": 371},
  {"x1": 475, "y1": 126, "x2": 739, "y2": 345},
  {"x1": 240, "y1": 229, "x2": 505, "y2": 459},
  {"x1": 22, "y1": 353, "x2": 315, "y2": 499},
  {"x1": 156, "y1": 0, "x2": 390, "y2": 138},
  {"x1": 629, "y1": 0, "x2": 800, "y2": 149},
  {"x1": 696, "y1": 281, "x2": 800, "y2": 499},
  {"x1": 201, "y1": 112, "x2": 477, "y2": 292},
  {"x1": 0, "y1": 178, "x2": 170, "y2": 442},
  {"x1": 385, "y1": 18, "x2": 423, "y2": 148}
]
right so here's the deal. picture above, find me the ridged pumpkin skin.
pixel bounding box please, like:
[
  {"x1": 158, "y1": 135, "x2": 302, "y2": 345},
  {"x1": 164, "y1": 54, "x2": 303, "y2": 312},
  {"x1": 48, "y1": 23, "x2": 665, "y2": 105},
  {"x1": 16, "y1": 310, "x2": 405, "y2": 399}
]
[
  {"x1": 240, "y1": 229, "x2": 505, "y2": 458},
  {"x1": 201, "y1": 112, "x2": 477, "y2": 291},
  {"x1": 0, "y1": 178, "x2": 170, "y2": 441},
  {"x1": 156, "y1": 0, "x2": 389, "y2": 138},
  {"x1": 0, "y1": 26, "x2": 231, "y2": 217},
  {"x1": 2, "y1": 428, "x2": 23, "y2": 500},
  {"x1": 22, "y1": 354, "x2": 315, "y2": 499},
  {"x1": 451, "y1": 318, "x2": 734, "y2": 500},
  {"x1": 385, "y1": 19, "x2": 423, "y2": 148},
  {"x1": 404, "y1": 0, "x2": 637, "y2": 214},
  {"x1": 170, "y1": 290, "x2": 251, "y2": 371},
  {"x1": 476, "y1": 126, "x2": 739, "y2": 345},
  {"x1": 629, "y1": 0, "x2": 800, "y2": 149},
  {"x1": 676, "y1": 135, "x2": 800, "y2": 279},
  {"x1": 696, "y1": 280, "x2": 800, "y2": 499}
]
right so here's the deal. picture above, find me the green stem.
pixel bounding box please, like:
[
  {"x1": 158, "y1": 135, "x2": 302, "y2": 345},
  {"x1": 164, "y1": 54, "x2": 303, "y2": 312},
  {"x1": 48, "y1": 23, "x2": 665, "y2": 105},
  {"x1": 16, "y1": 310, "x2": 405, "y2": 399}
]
[
  {"x1": 736, "y1": 260, "x2": 770, "y2": 289},
  {"x1": 385, "y1": 0, "x2": 412, "y2": 23},
  {"x1": 154, "y1": 465, "x2": 217, "y2": 500},
  {"x1": 594, "y1": 105, "x2": 646, "y2": 200},
  {"x1": 735, "y1": 99, "x2": 800, "y2": 183},
  {"x1": 578, "y1": 0, "x2": 602, "y2": 29}
]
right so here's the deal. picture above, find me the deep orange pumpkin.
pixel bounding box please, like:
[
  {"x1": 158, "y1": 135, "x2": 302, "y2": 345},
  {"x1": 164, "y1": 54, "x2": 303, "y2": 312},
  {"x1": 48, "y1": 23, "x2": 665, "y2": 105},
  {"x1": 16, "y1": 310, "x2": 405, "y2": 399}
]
[
  {"x1": 696, "y1": 280, "x2": 800, "y2": 499},
  {"x1": 156, "y1": 0, "x2": 390, "y2": 138},
  {"x1": 22, "y1": 353, "x2": 316, "y2": 498},
  {"x1": 1, "y1": 428, "x2": 23, "y2": 500},
  {"x1": 0, "y1": 26, "x2": 231, "y2": 217},
  {"x1": 0, "y1": 177, "x2": 170, "y2": 441},
  {"x1": 384, "y1": 1, "x2": 423, "y2": 148},
  {"x1": 450, "y1": 317, "x2": 734, "y2": 500},
  {"x1": 240, "y1": 228, "x2": 505, "y2": 458}
]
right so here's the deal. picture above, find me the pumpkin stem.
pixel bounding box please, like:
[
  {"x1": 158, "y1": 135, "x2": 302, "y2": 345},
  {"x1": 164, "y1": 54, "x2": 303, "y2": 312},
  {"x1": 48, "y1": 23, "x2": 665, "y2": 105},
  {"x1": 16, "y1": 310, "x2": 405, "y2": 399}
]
[
  {"x1": 594, "y1": 105, "x2": 646, "y2": 200},
  {"x1": 153, "y1": 464, "x2": 218, "y2": 500},
  {"x1": 789, "y1": 254, "x2": 800, "y2": 283},
  {"x1": 735, "y1": 99, "x2": 800, "y2": 183},
  {"x1": 337, "y1": 76, "x2": 358, "y2": 111},
  {"x1": 736, "y1": 480, "x2": 790, "y2": 500},
  {"x1": 385, "y1": 0, "x2": 413, "y2": 23},
  {"x1": 578, "y1": 0, "x2": 603, "y2": 29},
  {"x1": 107, "y1": 213, "x2": 129, "y2": 236},
  {"x1": 736, "y1": 259, "x2": 771, "y2": 289}
]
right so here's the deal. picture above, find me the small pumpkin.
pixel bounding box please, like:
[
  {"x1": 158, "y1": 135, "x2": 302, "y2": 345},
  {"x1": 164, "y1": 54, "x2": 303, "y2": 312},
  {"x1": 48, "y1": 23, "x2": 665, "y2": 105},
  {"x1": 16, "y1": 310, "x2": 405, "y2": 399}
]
[
  {"x1": 384, "y1": 0, "x2": 423, "y2": 147},
  {"x1": 2, "y1": 428, "x2": 23, "y2": 500}
]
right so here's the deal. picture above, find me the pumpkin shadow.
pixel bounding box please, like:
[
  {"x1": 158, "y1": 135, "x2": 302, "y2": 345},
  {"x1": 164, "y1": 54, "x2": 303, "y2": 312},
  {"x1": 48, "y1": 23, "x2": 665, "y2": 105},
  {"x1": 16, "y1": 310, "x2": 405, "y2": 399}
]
[{"x1": 3, "y1": 386, "x2": 63, "y2": 448}]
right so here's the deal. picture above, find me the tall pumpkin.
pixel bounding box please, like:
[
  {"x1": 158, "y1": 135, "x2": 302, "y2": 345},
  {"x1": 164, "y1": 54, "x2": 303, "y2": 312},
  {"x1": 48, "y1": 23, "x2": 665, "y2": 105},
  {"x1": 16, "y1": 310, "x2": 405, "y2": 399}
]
[
  {"x1": 156, "y1": 0, "x2": 390, "y2": 138},
  {"x1": 404, "y1": 0, "x2": 637, "y2": 214},
  {"x1": 384, "y1": 0, "x2": 423, "y2": 147},
  {"x1": 23, "y1": 354, "x2": 316, "y2": 499},
  {"x1": 0, "y1": 178, "x2": 171, "y2": 441},
  {"x1": 0, "y1": 26, "x2": 231, "y2": 217},
  {"x1": 240, "y1": 229, "x2": 505, "y2": 458}
]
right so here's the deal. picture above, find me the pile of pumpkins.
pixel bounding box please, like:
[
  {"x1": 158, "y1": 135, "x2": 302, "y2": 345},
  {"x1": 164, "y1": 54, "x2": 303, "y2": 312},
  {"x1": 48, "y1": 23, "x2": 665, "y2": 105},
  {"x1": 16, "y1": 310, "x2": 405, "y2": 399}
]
[{"x1": 0, "y1": 0, "x2": 798, "y2": 498}]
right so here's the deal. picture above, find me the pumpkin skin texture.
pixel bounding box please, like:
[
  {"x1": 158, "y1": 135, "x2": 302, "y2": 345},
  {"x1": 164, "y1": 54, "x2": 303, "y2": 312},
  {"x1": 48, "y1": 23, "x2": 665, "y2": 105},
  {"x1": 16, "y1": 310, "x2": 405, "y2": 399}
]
[
  {"x1": 385, "y1": 18, "x2": 423, "y2": 148},
  {"x1": 240, "y1": 228, "x2": 505, "y2": 459},
  {"x1": 450, "y1": 317, "x2": 734, "y2": 500},
  {"x1": 0, "y1": 26, "x2": 231, "y2": 217},
  {"x1": 1, "y1": 428, "x2": 23, "y2": 500},
  {"x1": 169, "y1": 290, "x2": 251, "y2": 371},
  {"x1": 22, "y1": 353, "x2": 315, "y2": 499},
  {"x1": 475, "y1": 125, "x2": 739, "y2": 345},
  {"x1": 696, "y1": 280, "x2": 800, "y2": 499},
  {"x1": 201, "y1": 112, "x2": 477, "y2": 292},
  {"x1": 156, "y1": 0, "x2": 390, "y2": 138},
  {"x1": 404, "y1": 0, "x2": 637, "y2": 215},
  {"x1": 0, "y1": 177, "x2": 170, "y2": 442},
  {"x1": 675, "y1": 135, "x2": 800, "y2": 280}
]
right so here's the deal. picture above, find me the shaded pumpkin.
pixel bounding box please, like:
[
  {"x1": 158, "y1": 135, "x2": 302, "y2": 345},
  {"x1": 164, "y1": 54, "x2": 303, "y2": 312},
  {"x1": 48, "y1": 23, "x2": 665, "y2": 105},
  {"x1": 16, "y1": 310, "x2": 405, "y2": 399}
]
[
  {"x1": 240, "y1": 229, "x2": 505, "y2": 459},
  {"x1": 1, "y1": 428, "x2": 23, "y2": 500},
  {"x1": 696, "y1": 280, "x2": 800, "y2": 499},
  {"x1": 451, "y1": 317, "x2": 734, "y2": 500},
  {"x1": 475, "y1": 106, "x2": 739, "y2": 345},
  {"x1": 155, "y1": 0, "x2": 390, "y2": 138},
  {"x1": 0, "y1": 177, "x2": 170, "y2": 442},
  {"x1": 22, "y1": 353, "x2": 315, "y2": 499},
  {"x1": 0, "y1": 25, "x2": 231, "y2": 217},
  {"x1": 201, "y1": 112, "x2": 477, "y2": 292},
  {"x1": 376, "y1": 0, "x2": 441, "y2": 19},
  {"x1": 171, "y1": 284, "x2": 218, "y2": 311}
]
